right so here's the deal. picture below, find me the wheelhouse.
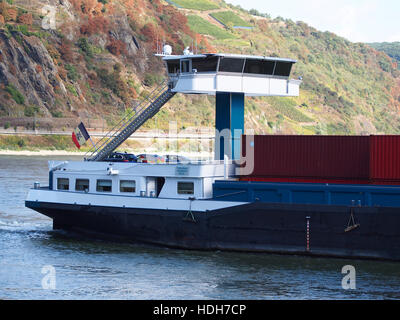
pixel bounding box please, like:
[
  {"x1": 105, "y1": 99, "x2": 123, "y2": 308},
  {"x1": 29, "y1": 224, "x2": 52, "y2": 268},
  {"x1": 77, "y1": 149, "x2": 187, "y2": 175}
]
[
  {"x1": 163, "y1": 53, "x2": 301, "y2": 97},
  {"x1": 164, "y1": 54, "x2": 295, "y2": 78}
]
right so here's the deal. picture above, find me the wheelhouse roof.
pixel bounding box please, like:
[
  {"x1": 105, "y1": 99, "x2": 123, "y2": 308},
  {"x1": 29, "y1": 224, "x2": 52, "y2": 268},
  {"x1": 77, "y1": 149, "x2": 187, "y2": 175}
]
[{"x1": 162, "y1": 53, "x2": 297, "y2": 64}]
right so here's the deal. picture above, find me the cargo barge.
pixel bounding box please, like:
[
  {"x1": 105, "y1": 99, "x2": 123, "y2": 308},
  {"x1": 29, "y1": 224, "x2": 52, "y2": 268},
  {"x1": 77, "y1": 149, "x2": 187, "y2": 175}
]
[{"x1": 25, "y1": 49, "x2": 400, "y2": 261}]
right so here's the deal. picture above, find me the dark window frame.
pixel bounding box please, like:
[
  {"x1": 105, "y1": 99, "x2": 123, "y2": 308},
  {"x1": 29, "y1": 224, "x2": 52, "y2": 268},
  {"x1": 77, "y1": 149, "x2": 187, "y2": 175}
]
[
  {"x1": 243, "y1": 59, "x2": 276, "y2": 75},
  {"x1": 180, "y1": 59, "x2": 191, "y2": 73},
  {"x1": 191, "y1": 57, "x2": 219, "y2": 73},
  {"x1": 120, "y1": 180, "x2": 136, "y2": 193},
  {"x1": 57, "y1": 178, "x2": 69, "y2": 191},
  {"x1": 166, "y1": 60, "x2": 180, "y2": 74},
  {"x1": 75, "y1": 179, "x2": 89, "y2": 192},
  {"x1": 218, "y1": 57, "x2": 245, "y2": 73},
  {"x1": 96, "y1": 179, "x2": 112, "y2": 193},
  {"x1": 273, "y1": 61, "x2": 293, "y2": 77},
  {"x1": 177, "y1": 181, "x2": 194, "y2": 195}
]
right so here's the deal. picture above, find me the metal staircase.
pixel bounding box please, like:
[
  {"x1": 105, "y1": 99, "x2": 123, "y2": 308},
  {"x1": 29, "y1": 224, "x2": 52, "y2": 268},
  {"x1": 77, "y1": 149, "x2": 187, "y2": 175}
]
[{"x1": 85, "y1": 80, "x2": 176, "y2": 161}]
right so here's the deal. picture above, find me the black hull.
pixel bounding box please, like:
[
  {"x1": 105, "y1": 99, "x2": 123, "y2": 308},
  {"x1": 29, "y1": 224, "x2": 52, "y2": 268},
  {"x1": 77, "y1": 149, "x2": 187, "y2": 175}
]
[{"x1": 25, "y1": 200, "x2": 400, "y2": 261}]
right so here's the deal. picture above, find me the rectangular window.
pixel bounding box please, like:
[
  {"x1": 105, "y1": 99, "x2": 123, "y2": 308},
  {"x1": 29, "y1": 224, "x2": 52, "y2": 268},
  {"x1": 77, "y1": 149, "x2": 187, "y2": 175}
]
[
  {"x1": 181, "y1": 60, "x2": 190, "y2": 73},
  {"x1": 120, "y1": 180, "x2": 136, "y2": 193},
  {"x1": 244, "y1": 59, "x2": 276, "y2": 75},
  {"x1": 191, "y1": 57, "x2": 218, "y2": 72},
  {"x1": 218, "y1": 58, "x2": 244, "y2": 73},
  {"x1": 167, "y1": 60, "x2": 180, "y2": 74},
  {"x1": 97, "y1": 179, "x2": 112, "y2": 192},
  {"x1": 57, "y1": 178, "x2": 69, "y2": 190},
  {"x1": 274, "y1": 62, "x2": 293, "y2": 77},
  {"x1": 75, "y1": 179, "x2": 89, "y2": 192},
  {"x1": 177, "y1": 182, "x2": 194, "y2": 195}
]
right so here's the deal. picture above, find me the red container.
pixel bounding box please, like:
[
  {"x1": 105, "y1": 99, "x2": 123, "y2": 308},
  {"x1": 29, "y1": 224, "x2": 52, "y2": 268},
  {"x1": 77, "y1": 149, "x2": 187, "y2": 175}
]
[
  {"x1": 239, "y1": 176, "x2": 370, "y2": 185},
  {"x1": 370, "y1": 135, "x2": 400, "y2": 183},
  {"x1": 241, "y1": 135, "x2": 371, "y2": 181}
]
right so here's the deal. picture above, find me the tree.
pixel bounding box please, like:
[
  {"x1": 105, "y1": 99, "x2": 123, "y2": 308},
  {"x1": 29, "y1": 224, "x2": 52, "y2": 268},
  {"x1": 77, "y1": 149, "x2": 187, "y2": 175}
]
[
  {"x1": 140, "y1": 23, "x2": 158, "y2": 42},
  {"x1": 59, "y1": 40, "x2": 74, "y2": 62},
  {"x1": 106, "y1": 39, "x2": 127, "y2": 56},
  {"x1": 80, "y1": 16, "x2": 108, "y2": 35}
]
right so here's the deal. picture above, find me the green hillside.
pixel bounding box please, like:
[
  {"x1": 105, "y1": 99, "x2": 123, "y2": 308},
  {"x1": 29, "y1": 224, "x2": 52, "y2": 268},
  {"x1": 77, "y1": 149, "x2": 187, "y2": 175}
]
[
  {"x1": 210, "y1": 11, "x2": 252, "y2": 28},
  {"x1": 369, "y1": 42, "x2": 400, "y2": 70},
  {"x1": 0, "y1": 0, "x2": 400, "y2": 149},
  {"x1": 187, "y1": 15, "x2": 236, "y2": 39},
  {"x1": 167, "y1": 0, "x2": 219, "y2": 11}
]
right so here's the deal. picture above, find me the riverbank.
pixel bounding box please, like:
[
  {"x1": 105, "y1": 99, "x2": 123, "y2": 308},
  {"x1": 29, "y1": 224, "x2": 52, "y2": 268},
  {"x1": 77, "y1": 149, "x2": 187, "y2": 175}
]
[
  {"x1": 0, "y1": 133, "x2": 215, "y2": 157},
  {"x1": 0, "y1": 149, "x2": 214, "y2": 159},
  {"x1": 0, "y1": 150, "x2": 85, "y2": 156}
]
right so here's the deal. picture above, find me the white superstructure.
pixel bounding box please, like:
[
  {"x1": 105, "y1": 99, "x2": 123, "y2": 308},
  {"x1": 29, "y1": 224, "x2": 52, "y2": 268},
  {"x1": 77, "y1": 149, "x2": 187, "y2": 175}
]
[
  {"x1": 164, "y1": 53, "x2": 301, "y2": 97},
  {"x1": 48, "y1": 160, "x2": 237, "y2": 200}
]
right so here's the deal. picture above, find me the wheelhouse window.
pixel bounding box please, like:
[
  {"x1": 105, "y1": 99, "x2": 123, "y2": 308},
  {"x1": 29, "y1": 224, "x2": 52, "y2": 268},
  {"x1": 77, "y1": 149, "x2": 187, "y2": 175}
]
[
  {"x1": 191, "y1": 57, "x2": 218, "y2": 72},
  {"x1": 57, "y1": 178, "x2": 69, "y2": 190},
  {"x1": 274, "y1": 61, "x2": 293, "y2": 77},
  {"x1": 181, "y1": 60, "x2": 190, "y2": 73},
  {"x1": 97, "y1": 179, "x2": 112, "y2": 192},
  {"x1": 120, "y1": 180, "x2": 136, "y2": 193},
  {"x1": 177, "y1": 182, "x2": 194, "y2": 195},
  {"x1": 75, "y1": 179, "x2": 89, "y2": 192},
  {"x1": 244, "y1": 59, "x2": 275, "y2": 75},
  {"x1": 218, "y1": 58, "x2": 245, "y2": 73},
  {"x1": 167, "y1": 60, "x2": 180, "y2": 74}
]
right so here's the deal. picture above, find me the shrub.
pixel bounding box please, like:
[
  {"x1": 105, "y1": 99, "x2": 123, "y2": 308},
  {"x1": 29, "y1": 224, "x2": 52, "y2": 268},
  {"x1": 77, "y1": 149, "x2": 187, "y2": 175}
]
[
  {"x1": 66, "y1": 84, "x2": 78, "y2": 96},
  {"x1": 5, "y1": 84, "x2": 25, "y2": 104},
  {"x1": 106, "y1": 39, "x2": 127, "y2": 56},
  {"x1": 51, "y1": 110, "x2": 63, "y2": 118},
  {"x1": 143, "y1": 73, "x2": 162, "y2": 87},
  {"x1": 96, "y1": 65, "x2": 128, "y2": 100},
  {"x1": 65, "y1": 64, "x2": 79, "y2": 81},
  {"x1": 24, "y1": 105, "x2": 39, "y2": 117},
  {"x1": 17, "y1": 13, "x2": 32, "y2": 25},
  {"x1": 80, "y1": 16, "x2": 109, "y2": 35},
  {"x1": 17, "y1": 138, "x2": 25, "y2": 148},
  {"x1": 59, "y1": 40, "x2": 74, "y2": 62},
  {"x1": 77, "y1": 37, "x2": 93, "y2": 58},
  {"x1": 4, "y1": 8, "x2": 17, "y2": 21},
  {"x1": 140, "y1": 23, "x2": 158, "y2": 42}
]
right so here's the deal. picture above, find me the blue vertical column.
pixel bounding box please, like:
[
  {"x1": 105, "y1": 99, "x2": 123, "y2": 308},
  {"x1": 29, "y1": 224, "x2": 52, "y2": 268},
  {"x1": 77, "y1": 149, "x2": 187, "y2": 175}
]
[{"x1": 215, "y1": 92, "x2": 244, "y2": 160}]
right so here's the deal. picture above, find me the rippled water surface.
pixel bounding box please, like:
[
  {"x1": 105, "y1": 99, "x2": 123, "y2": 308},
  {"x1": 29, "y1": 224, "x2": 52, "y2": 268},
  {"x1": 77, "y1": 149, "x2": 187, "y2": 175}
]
[{"x1": 0, "y1": 155, "x2": 399, "y2": 300}]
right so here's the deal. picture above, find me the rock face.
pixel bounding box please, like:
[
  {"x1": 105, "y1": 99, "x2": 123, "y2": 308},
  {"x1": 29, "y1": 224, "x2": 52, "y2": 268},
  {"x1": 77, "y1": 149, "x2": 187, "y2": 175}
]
[
  {"x1": 109, "y1": 14, "x2": 140, "y2": 57},
  {"x1": 0, "y1": 0, "x2": 161, "y2": 126},
  {"x1": 0, "y1": 30, "x2": 65, "y2": 115}
]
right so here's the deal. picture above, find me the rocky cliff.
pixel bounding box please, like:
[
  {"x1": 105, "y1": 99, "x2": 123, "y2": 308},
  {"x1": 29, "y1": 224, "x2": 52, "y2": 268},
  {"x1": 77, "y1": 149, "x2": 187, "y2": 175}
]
[{"x1": 0, "y1": 0, "x2": 399, "y2": 136}]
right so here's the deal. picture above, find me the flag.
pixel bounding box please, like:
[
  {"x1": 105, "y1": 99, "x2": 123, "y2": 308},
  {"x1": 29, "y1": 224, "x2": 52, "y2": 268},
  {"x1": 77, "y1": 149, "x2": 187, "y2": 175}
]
[{"x1": 72, "y1": 122, "x2": 90, "y2": 149}]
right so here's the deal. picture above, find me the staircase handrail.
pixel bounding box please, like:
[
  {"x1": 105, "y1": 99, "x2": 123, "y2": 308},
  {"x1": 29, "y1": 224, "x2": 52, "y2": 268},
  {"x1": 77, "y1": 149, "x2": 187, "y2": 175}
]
[{"x1": 84, "y1": 80, "x2": 169, "y2": 160}]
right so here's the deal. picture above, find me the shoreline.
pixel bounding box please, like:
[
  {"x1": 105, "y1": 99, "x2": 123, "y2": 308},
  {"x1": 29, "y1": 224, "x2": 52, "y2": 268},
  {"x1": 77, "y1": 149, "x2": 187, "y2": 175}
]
[
  {"x1": 0, "y1": 150, "x2": 86, "y2": 156},
  {"x1": 0, "y1": 149, "x2": 214, "y2": 158}
]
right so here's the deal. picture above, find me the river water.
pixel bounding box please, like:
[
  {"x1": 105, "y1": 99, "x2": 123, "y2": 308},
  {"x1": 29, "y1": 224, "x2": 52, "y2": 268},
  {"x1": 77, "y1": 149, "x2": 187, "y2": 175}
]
[{"x1": 0, "y1": 155, "x2": 399, "y2": 300}]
